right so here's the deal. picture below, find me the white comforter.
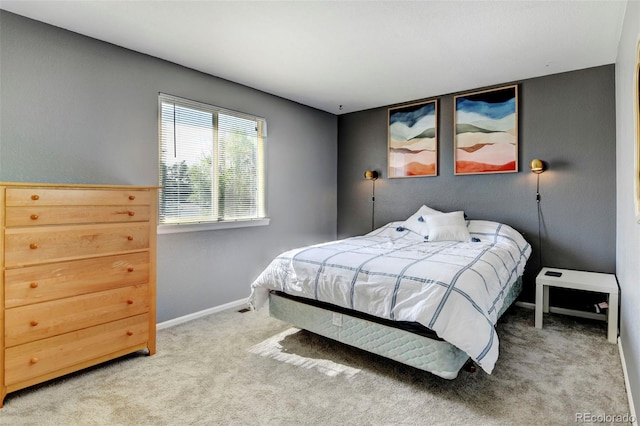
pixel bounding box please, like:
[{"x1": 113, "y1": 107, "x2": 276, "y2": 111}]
[{"x1": 249, "y1": 220, "x2": 531, "y2": 374}]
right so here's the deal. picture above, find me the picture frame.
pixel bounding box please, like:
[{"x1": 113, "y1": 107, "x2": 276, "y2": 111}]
[
  {"x1": 388, "y1": 99, "x2": 438, "y2": 178},
  {"x1": 454, "y1": 85, "x2": 518, "y2": 175},
  {"x1": 635, "y1": 39, "x2": 640, "y2": 220}
]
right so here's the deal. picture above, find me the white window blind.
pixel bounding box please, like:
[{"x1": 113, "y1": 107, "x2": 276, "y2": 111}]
[{"x1": 158, "y1": 94, "x2": 266, "y2": 228}]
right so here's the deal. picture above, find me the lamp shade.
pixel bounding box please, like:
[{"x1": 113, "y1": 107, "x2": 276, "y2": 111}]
[
  {"x1": 529, "y1": 159, "x2": 546, "y2": 174},
  {"x1": 364, "y1": 170, "x2": 379, "y2": 180}
]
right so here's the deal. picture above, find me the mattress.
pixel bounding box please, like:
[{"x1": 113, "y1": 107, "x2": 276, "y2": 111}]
[{"x1": 268, "y1": 277, "x2": 523, "y2": 379}]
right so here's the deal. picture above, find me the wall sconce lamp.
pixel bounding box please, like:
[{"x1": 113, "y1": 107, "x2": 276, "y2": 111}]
[
  {"x1": 529, "y1": 159, "x2": 546, "y2": 203},
  {"x1": 530, "y1": 158, "x2": 546, "y2": 174},
  {"x1": 364, "y1": 170, "x2": 379, "y2": 230},
  {"x1": 530, "y1": 159, "x2": 547, "y2": 268},
  {"x1": 364, "y1": 170, "x2": 379, "y2": 181}
]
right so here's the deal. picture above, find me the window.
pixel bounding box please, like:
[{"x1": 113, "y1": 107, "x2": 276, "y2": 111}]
[{"x1": 158, "y1": 94, "x2": 267, "y2": 232}]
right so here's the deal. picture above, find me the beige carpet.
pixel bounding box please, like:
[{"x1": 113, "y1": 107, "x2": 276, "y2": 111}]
[{"x1": 0, "y1": 305, "x2": 631, "y2": 425}]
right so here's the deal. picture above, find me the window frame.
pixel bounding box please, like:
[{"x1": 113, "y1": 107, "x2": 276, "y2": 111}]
[{"x1": 157, "y1": 93, "x2": 269, "y2": 234}]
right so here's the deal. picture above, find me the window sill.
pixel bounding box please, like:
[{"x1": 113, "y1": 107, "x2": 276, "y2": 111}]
[{"x1": 157, "y1": 218, "x2": 270, "y2": 235}]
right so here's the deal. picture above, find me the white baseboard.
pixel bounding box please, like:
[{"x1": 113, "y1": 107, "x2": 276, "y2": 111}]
[
  {"x1": 515, "y1": 301, "x2": 535, "y2": 309},
  {"x1": 618, "y1": 338, "x2": 638, "y2": 426},
  {"x1": 156, "y1": 298, "x2": 248, "y2": 330},
  {"x1": 515, "y1": 301, "x2": 606, "y2": 321}
]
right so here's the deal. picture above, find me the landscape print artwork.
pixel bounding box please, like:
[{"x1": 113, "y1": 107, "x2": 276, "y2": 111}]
[
  {"x1": 454, "y1": 85, "x2": 518, "y2": 175},
  {"x1": 388, "y1": 100, "x2": 438, "y2": 177}
]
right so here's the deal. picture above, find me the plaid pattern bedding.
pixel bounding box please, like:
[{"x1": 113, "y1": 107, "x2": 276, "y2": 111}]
[{"x1": 249, "y1": 220, "x2": 531, "y2": 374}]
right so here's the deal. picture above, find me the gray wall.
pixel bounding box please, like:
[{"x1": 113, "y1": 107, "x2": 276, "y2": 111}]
[
  {"x1": 338, "y1": 65, "x2": 617, "y2": 303},
  {"x1": 615, "y1": 0, "x2": 639, "y2": 414},
  {"x1": 0, "y1": 11, "x2": 338, "y2": 322}
]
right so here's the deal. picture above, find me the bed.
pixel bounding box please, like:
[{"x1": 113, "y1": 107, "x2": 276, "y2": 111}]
[{"x1": 249, "y1": 207, "x2": 531, "y2": 378}]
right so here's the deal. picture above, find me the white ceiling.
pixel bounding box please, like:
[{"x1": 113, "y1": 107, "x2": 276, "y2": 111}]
[{"x1": 0, "y1": 1, "x2": 628, "y2": 115}]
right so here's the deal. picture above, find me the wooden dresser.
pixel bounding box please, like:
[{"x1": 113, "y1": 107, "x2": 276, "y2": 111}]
[{"x1": 0, "y1": 182, "x2": 157, "y2": 407}]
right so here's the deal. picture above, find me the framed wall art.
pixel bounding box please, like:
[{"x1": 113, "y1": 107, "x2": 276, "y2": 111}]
[
  {"x1": 388, "y1": 99, "x2": 438, "y2": 178},
  {"x1": 454, "y1": 85, "x2": 518, "y2": 175},
  {"x1": 635, "y1": 39, "x2": 640, "y2": 220}
]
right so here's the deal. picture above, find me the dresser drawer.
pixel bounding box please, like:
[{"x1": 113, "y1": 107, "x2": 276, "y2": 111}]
[
  {"x1": 4, "y1": 223, "x2": 150, "y2": 267},
  {"x1": 5, "y1": 205, "x2": 151, "y2": 227},
  {"x1": 5, "y1": 188, "x2": 151, "y2": 207},
  {"x1": 4, "y1": 314, "x2": 149, "y2": 386},
  {"x1": 4, "y1": 253, "x2": 149, "y2": 308},
  {"x1": 5, "y1": 284, "x2": 149, "y2": 347}
]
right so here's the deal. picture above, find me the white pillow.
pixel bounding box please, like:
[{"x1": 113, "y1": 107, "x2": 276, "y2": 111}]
[
  {"x1": 425, "y1": 211, "x2": 471, "y2": 242},
  {"x1": 401, "y1": 205, "x2": 442, "y2": 236}
]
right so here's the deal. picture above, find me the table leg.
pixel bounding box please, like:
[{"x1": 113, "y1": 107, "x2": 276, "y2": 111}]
[
  {"x1": 535, "y1": 283, "x2": 544, "y2": 328},
  {"x1": 543, "y1": 285, "x2": 550, "y2": 313},
  {"x1": 607, "y1": 290, "x2": 619, "y2": 344}
]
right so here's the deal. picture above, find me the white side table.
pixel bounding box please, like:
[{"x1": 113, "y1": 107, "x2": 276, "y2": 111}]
[{"x1": 535, "y1": 267, "x2": 619, "y2": 344}]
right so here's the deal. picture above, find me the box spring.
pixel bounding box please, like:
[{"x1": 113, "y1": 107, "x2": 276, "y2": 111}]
[{"x1": 268, "y1": 277, "x2": 522, "y2": 379}]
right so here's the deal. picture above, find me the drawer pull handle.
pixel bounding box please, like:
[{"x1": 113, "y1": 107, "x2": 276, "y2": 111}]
[
  {"x1": 30, "y1": 214, "x2": 39, "y2": 220},
  {"x1": 128, "y1": 211, "x2": 135, "y2": 216},
  {"x1": 30, "y1": 282, "x2": 39, "y2": 289},
  {"x1": 128, "y1": 195, "x2": 136, "y2": 201},
  {"x1": 127, "y1": 267, "x2": 135, "y2": 272},
  {"x1": 29, "y1": 243, "x2": 39, "y2": 250},
  {"x1": 127, "y1": 236, "x2": 134, "y2": 241},
  {"x1": 31, "y1": 195, "x2": 40, "y2": 201},
  {"x1": 127, "y1": 299, "x2": 134, "y2": 305},
  {"x1": 126, "y1": 331, "x2": 134, "y2": 336},
  {"x1": 30, "y1": 320, "x2": 38, "y2": 327},
  {"x1": 30, "y1": 357, "x2": 39, "y2": 365}
]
